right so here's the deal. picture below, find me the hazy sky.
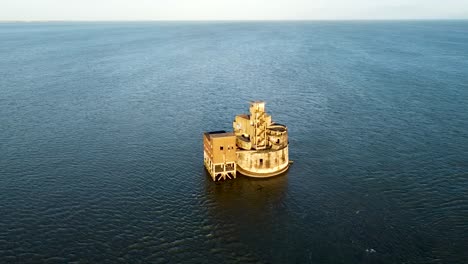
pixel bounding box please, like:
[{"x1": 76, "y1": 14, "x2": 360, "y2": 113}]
[{"x1": 2, "y1": 0, "x2": 468, "y2": 21}]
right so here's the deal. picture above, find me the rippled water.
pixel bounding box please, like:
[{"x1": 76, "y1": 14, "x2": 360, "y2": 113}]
[{"x1": 1, "y1": 21, "x2": 467, "y2": 263}]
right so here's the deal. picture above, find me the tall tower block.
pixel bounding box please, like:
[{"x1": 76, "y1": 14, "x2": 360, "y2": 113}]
[
  {"x1": 249, "y1": 101, "x2": 271, "y2": 150},
  {"x1": 233, "y1": 101, "x2": 289, "y2": 178}
]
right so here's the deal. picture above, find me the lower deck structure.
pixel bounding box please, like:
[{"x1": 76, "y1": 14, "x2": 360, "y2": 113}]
[
  {"x1": 203, "y1": 131, "x2": 237, "y2": 181},
  {"x1": 236, "y1": 146, "x2": 289, "y2": 178}
]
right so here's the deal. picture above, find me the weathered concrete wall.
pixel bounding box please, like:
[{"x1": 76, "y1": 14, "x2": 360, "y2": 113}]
[
  {"x1": 236, "y1": 146, "x2": 289, "y2": 177},
  {"x1": 236, "y1": 136, "x2": 252, "y2": 150},
  {"x1": 211, "y1": 136, "x2": 236, "y2": 164},
  {"x1": 233, "y1": 115, "x2": 251, "y2": 138},
  {"x1": 267, "y1": 126, "x2": 288, "y2": 150},
  {"x1": 204, "y1": 132, "x2": 237, "y2": 181}
]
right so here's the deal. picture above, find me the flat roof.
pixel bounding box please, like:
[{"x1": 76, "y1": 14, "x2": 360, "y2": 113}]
[
  {"x1": 207, "y1": 130, "x2": 226, "y2": 134},
  {"x1": 236, "y1": 114, "x2": 250, "y2": 119},
  {"x1": 269, "y1": 124, "x2": 287, "y2": 131},
  {"x1": 204, "y1": 131, "x2": 235, "y2": 138}
]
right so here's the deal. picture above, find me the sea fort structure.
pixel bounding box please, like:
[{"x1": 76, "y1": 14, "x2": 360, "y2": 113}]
[{"x1": 203, "y1": 101, "x2": 289, "y2": 181}]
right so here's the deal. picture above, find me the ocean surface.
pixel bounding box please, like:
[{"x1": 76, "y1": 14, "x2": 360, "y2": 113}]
[{"x1": 0, "y1": 21, "x2": 467, "y2": 263}]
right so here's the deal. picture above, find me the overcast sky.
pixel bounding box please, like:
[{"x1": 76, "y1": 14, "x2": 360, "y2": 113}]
[{"x1": 1, "y1": 0, "x2": 468, "y2": 21}]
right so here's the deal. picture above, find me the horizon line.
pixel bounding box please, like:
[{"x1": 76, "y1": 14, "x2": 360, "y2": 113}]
[{"x1": 1, "y1": 18, "x2": 468, "y2": 23}]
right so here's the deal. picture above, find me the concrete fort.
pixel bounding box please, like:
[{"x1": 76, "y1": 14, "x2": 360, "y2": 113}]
[{"x1": 204, "y1": 101, "x2": 290, "y2": 181}]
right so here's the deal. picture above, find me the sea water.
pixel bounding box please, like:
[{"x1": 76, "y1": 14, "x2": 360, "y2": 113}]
[{"x1": 0, "y1": 21, "x2": 467, "y2": 263}]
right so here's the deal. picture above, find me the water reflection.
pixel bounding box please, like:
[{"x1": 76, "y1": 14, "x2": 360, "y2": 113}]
[
  {"x1": 202, "y1": 170, "x2": 291, "y2": 260},
  {"x1": 203, "y1": 170, "x2": 288, "y2": 216}
]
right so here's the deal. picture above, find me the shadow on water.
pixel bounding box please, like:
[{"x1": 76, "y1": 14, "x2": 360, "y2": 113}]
[
  {"x1": 203, "y1": 169, "x2": 289, "y2": 221},
  {"x1": 201, "y1": 169, "x2": 292, "y2": 262}
]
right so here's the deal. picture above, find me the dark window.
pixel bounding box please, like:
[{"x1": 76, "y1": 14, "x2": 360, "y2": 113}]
[
  {"x1": 259, "y1": 159, "x2": 263, "y2": 164},
  {"x1": 276, "y1": 139, "x2": 280, "y2": 144},
  {"x1": 220, "y1": 146, "x2": 223, "y2": 150}
]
